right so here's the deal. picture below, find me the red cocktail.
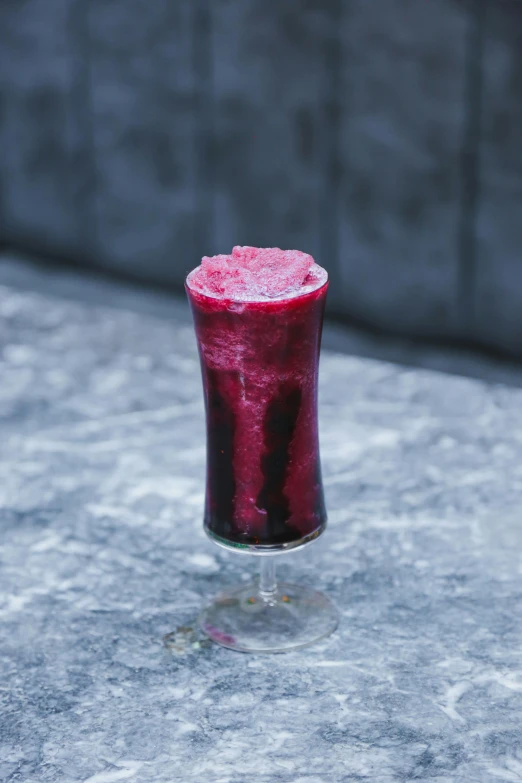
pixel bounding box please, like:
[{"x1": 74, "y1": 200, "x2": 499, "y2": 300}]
[{"x1": 186, "y1": 247, "x2": 338, "y2": 651}]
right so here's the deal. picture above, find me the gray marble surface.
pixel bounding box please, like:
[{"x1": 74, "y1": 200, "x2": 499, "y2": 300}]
[{"x1": 2, "y1": 263, "x2": 522, "y2": 783}]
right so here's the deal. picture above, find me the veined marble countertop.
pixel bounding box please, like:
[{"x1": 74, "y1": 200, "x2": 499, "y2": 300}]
[{"x1": 1, "y1": 259, "x2": 522, "y2": 783}]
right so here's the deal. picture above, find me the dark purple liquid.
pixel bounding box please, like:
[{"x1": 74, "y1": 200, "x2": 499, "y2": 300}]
[{"x1": 186, "y1": 277, "x2": 328, "y2": 549}]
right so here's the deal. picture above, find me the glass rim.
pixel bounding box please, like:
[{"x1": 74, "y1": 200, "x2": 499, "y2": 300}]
[{"x1": 184, "y1": 266, "x2": 329, "y2": 305}]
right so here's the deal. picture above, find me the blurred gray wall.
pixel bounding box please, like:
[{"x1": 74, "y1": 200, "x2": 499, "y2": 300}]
[{"x1": 0, "y1": 0, "x2": 521, "y2": 355}]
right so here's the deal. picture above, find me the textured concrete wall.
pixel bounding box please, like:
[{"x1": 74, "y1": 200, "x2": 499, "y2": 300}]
[
  {"x1": 88, "y1": 0, "x2": 200, "y2": 284},
  {"x1": 210, "y1": 0, "x2": 333, "y2": 263},
  {"x1": 337, "y1": 0, "x2": 468, "y2": 338},
  {"x1": 474, "y1": 1, "x2": 522, "y2": 355},
  {"x1": 0, "y1": 0, "x2": 89, "y2": 254},
  {"x1": 0, "y1": 0, "x2": 521, "y2": 355}
]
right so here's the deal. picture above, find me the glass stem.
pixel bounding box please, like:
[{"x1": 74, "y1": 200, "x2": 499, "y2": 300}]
[{"x1": 259, "y1": 557, "x2": 277, "y2": 601}]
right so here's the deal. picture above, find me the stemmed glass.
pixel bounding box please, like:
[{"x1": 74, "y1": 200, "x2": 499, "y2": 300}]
[{"x1": 185, "y1": 265, "x2": 338, "y2": 653}]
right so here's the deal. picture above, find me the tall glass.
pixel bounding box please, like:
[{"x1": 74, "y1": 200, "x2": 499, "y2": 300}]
[{"x1": 186, "y1": 270, "x2": 338, "y2": 652}]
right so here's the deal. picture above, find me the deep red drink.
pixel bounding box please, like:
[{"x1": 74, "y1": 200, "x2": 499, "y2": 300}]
[{"x1": 186, "y1": 246, "x2": 328, "y2": 550}]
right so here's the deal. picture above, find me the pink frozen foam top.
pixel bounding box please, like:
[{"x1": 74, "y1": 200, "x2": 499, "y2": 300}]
[{"x1": 187, "y1": 246, "x2": 328, "y2": 301}]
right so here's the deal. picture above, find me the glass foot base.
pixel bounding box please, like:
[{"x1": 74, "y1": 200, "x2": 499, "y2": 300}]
[{"x1": 200, "y1": 582, "x2": 339, "y2": 653}]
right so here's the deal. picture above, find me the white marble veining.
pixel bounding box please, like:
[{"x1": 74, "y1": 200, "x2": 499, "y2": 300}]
[{"x1": 1, "y1": 272, "x2": 522, "y2": 782}]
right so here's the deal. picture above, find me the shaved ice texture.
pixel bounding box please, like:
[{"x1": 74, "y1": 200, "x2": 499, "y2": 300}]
[{"x1": 187, "y1": 246, "x2": 327, "y2": 301}]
